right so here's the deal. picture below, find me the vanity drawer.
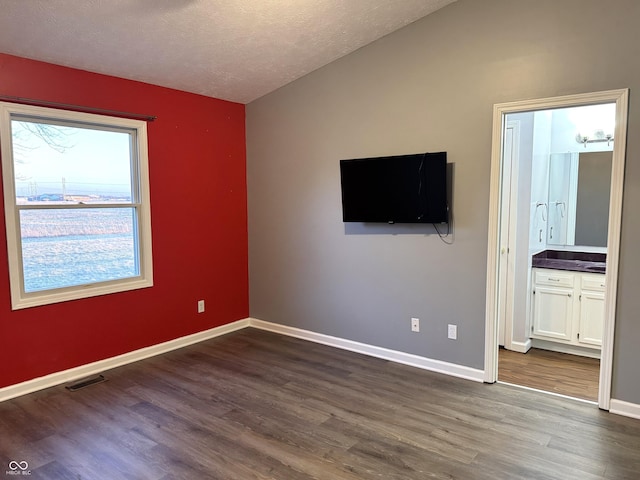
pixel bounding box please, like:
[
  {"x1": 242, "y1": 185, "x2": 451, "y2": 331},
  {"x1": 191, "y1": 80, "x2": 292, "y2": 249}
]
[
  {"x1": 582, "y1": 274, "x2": 606, "y2": 292},
  {"x1": 534, "y1": 269, "x2": 575, "y2": 288}
]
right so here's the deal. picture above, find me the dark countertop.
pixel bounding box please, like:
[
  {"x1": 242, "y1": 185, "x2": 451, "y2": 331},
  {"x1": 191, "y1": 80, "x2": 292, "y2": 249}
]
[{"x1": 532, "y1": 250, "x2": 606, "y2": 274}]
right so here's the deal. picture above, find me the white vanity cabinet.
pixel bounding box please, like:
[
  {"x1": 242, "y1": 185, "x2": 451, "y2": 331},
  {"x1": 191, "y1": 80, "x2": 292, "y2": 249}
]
[
  {"x1": 531, "y1": 268, "x2": 605, "y2": 350},
  {"x1": 531, "y1": 269, "x2": 575, "y2": 341},
  {"x1": 577, "y1": 274, "x2": 606, "y2": 347}
]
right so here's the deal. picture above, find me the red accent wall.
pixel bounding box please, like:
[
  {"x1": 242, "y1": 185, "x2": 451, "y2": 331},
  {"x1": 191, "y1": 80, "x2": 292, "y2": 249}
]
[{"x1": 0, "y1": 53, "x2": 248, "y2": 388}]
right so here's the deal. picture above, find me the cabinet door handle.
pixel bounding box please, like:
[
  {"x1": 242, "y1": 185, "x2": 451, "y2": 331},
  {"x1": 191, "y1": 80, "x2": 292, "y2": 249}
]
[
  {"x1": 568, "y1": 293, "x2": 572, "y2": 297},
  {"x1": 549, "y1": 278, "x2": 560, "y2": 282}
]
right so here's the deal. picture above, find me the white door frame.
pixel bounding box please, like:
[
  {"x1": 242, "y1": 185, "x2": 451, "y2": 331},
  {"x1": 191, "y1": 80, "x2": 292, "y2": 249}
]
[
  {"x1": 497, "y1": 120, "x2": 520, "y2": 349},
  {"x1": 484, "y1": 89, "x2": 629, "y2": 410}
]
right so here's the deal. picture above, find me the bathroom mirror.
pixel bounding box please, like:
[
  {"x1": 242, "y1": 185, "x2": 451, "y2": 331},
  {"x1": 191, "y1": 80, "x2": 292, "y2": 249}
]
[{"x1": 547, "y1": 151, "x2": 612, "y2": 247}]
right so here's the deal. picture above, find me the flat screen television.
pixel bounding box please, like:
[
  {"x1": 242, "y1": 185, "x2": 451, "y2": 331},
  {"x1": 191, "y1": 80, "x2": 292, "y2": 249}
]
[{"x1": 340, "y1": 152, "x2": 448, "y2": 224}]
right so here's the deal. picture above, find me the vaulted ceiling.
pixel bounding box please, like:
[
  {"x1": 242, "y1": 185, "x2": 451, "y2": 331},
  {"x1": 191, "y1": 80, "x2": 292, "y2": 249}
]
[{"x1": 0, "y1": 0, "x2": 456, "y2": 104}]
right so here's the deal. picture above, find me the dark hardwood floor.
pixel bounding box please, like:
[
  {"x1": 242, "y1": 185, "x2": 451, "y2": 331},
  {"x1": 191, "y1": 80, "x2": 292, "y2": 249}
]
[
  {"x1": 1, "y1": 328, "x2": 639, "y2": 479},
  {"x1": 498, "y1": 347, "x2": 600, "y2": 402}
]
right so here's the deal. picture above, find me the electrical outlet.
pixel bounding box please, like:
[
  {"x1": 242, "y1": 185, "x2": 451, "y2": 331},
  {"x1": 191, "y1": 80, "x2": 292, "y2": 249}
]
[
  {"x1": 447, "y1": 324, "x2": 457, "y2": 340},
  {"x1": 411, "y1": 317, "x2": 420, "y2": 332},
  {"x1": 197, "y1": 300, "x2": 205, "y2": 313}
]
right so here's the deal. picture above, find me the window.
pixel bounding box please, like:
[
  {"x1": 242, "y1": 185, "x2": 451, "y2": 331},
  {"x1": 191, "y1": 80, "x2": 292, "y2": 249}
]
[{"x1": 0, "y1": 102, "x2": 153, "y2": 309}]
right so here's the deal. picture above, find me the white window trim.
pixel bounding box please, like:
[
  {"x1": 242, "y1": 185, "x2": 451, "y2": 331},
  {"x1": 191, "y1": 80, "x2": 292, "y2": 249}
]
[{"x1": 0, "y1": 102, "x2": 153, "y2": 309}]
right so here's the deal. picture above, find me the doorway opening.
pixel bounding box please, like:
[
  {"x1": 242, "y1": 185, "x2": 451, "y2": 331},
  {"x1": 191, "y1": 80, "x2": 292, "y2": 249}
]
[{"x1": 484, "y1": 90, "x2": 629, "y2": 409}]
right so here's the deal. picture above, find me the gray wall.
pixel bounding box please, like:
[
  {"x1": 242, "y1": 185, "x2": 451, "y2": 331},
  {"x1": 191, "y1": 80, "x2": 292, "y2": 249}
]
[{"x1": 246, "y1": 0, "x2": 640, "y2": 403}]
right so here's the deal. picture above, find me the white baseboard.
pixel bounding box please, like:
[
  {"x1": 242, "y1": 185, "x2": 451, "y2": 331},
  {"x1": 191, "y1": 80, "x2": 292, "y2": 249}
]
[
  {"x1": 506, "y1": 339, "x2": 531, "y2": 353},
  {"x1": 609, "y1": 399, "x2": 640, "y2": 420},
  {"x1": 248, "y1": 318, "x2": 485, "y2": 383},
  {"x1": 0, "y1": 318, "x2": 250, "y2": 402},
  {"x1": 530, "y1": 338, "x2": 601, "y2": 359},
  {"x1": 7, "y1": 316, "x2": 637, "y2": 422}
]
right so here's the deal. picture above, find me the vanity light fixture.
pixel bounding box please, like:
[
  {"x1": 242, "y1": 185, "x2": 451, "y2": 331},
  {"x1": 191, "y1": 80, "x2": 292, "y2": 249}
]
[{"x1": 575, "y1": 129, "x2": 614, "y2": 148}]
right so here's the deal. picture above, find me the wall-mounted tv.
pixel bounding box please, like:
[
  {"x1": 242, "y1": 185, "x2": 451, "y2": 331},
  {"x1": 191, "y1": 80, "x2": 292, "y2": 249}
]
[{"x1": 340, "y1": 152, "x2": 448, "y2": 224}]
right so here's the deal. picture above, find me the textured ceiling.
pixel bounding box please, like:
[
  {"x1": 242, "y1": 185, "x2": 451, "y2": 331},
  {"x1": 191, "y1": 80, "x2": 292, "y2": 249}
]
[{"x1": 0, "y1": 0, "x2": 456, "y2": 104}]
